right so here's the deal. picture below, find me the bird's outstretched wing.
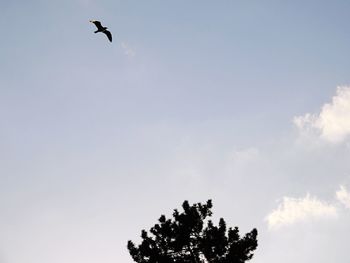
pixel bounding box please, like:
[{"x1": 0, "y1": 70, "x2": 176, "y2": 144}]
[
  {"x1": 104, "y1": 30, "x2": 112, "y2": 42},
  {"x1": 90, "y1": 20, "x2": 104, "y2": 30}
]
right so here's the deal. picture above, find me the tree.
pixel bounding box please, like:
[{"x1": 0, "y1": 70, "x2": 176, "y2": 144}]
[{"x1": 127, "y1": 200, "x2": 258, "y2": 263}]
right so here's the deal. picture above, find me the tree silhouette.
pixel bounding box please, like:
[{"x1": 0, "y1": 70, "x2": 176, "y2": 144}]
[{"x1": 127, "y1": 200, "x2": 258, "y2": 263}]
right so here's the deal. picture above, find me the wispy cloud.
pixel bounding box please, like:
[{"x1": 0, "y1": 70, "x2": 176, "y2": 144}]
[
  {"x1": 121, "y1": 41, "x2": 136, "y2": 57},
  {"x1": 336, "y1": 185, "x2": 350, "y2": 209},
  {"x1": 294, "y1": 86, "x2": 350, "y2": 144},
  {"x1": 230, "y1": 147, "x2": 259, "y2": 163},
  {"x1": 266, "y1": 194, "x2": 338, "y2": 229}
]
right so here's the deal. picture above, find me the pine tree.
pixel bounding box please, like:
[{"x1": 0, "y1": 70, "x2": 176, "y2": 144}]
[{"x1": 127, "y1": 200, "x2": 258, "y2": 263}]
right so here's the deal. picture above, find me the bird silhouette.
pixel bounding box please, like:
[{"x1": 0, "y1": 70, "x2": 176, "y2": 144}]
[{"x1": 90, "y1": 20, "x2": 112, "y2": 42}]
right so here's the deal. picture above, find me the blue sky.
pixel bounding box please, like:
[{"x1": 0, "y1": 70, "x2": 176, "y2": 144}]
[{"x1": 2, "y1": 1, "x2": 350, "y2": 263}]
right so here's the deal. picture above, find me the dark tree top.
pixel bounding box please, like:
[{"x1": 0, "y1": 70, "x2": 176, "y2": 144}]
[{"x1": 128, "y1": 200, "x2": 258, "y2": 263}]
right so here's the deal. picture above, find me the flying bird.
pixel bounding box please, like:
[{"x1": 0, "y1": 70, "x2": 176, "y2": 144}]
[{"x1": 90, "y1": 20, "x2": 112, "y2": 42}]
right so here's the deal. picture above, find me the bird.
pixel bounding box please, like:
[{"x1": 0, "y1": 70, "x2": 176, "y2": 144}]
[{"x1": 90, "y1": 20, "x2": 112, "y2": 42}]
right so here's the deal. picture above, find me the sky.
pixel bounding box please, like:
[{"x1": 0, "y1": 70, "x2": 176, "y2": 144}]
[{"x1": 1, "y1": 1, "x2": 350, "y2": 262}]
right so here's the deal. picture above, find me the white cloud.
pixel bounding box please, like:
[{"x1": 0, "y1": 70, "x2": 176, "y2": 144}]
[
  {"x1": 230, "y1": 147, "x2": 259, "y2": 163},
  {"x1": 294, "y1": 86, "x2": 350, "y2": 144},
  {"x1": 336, "y1": 185, "x2": 350, "y2": 209},
  {"x1": 121, "y1": 42, "x2": 136, "y2": 57},
  {"x1": 225, "y1": 147, "x2": 262, "y2": 177},
  {"x1": 266, "y1": 194, "x2": 338, "y2": 229}
]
